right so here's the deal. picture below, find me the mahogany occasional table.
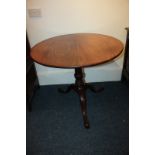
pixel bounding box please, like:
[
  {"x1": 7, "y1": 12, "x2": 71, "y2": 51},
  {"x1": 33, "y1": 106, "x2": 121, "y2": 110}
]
[{"x1": 30, "y1": 33, "x2": 123, "y2": 128}]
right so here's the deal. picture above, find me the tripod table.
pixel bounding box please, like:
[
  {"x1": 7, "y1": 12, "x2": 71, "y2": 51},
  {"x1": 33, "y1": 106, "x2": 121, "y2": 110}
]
[{"x1": 30, "y1": 33, "x2": 123, "y2": 128}]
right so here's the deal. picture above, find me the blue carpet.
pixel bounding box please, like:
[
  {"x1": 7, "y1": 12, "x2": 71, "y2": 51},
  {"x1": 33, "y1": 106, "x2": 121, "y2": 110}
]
[{"x1": 27, "y1": 82, "x2": 129, "y2": 155}]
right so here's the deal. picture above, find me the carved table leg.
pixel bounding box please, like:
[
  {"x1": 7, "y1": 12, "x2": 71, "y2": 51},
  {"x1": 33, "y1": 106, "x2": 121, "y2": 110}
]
[
  {"x1": 58, "y1": 67, "x2": 104, "y2": 128},
  {"x1": 74, "y1": 68, "x2": 90, "y2": 128}
]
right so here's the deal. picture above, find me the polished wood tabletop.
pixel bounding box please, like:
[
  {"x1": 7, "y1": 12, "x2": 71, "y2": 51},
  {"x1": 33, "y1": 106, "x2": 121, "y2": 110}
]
[{"x1": 31, "y1": 33, "x2": 123, "y2": 68}]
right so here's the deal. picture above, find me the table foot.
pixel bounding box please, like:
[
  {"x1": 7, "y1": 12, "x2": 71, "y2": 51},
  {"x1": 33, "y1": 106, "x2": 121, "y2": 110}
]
[
  {"x1": 86, "y1": 84, "x2": 104, "y2": 93},
  {"x1": 78, "y1": 90, "x2": 90, "y2": 128},
  {"x1": 58, "y1": 84, "x2": 75, "y2": 93}
]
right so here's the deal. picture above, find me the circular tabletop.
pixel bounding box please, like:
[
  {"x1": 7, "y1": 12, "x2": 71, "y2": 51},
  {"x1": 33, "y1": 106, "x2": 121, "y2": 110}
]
[{"x1": 31, "y1": 33, "x2": 124, "y2": 68}]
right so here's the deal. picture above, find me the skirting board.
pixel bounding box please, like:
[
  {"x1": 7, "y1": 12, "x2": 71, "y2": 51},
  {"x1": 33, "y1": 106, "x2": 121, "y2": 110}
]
[{"x1": 35, "y1": 61, "x2": 122, "y2": 86}]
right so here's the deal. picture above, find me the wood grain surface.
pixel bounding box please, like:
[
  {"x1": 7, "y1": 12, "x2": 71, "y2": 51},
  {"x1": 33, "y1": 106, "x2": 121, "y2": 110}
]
[{"x1": 30, "y1": 33, "x2": 124, "y2": 68}]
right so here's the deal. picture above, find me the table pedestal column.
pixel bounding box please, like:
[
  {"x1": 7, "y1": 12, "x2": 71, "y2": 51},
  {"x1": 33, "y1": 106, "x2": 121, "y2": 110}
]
[
  {"x1": 74, "y1": 68, "x2": 90, "y2": 128},
  {"x1": 58, "y1": 67, "x2": 104, "y2": 128}
]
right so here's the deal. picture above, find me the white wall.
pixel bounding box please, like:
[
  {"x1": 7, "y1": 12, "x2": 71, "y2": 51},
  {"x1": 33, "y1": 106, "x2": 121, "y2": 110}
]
[{"x1": 26, "y1": 0, "x2": 129, "y2": 85}]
